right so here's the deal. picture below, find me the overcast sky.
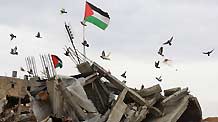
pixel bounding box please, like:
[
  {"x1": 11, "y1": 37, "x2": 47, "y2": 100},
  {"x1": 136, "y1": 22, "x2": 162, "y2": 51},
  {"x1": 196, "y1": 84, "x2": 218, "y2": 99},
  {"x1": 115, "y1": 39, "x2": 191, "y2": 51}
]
[{"x1": 0, "y1": 0, "x2": 218, "y2": 117}]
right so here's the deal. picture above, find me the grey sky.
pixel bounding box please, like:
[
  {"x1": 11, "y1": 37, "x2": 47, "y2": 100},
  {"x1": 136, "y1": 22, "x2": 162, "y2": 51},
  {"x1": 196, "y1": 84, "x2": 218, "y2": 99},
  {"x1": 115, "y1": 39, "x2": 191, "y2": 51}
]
[{"x1": 0, "y1": 0, "x2": 218, "y2": 117}]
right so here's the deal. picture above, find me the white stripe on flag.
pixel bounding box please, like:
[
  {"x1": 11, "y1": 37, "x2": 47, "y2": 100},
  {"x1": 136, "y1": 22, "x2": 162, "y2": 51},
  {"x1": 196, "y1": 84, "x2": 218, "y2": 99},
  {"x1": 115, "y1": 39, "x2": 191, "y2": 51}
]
[{"x1": 92, "y1": 11, "x2": 110, "y2": 25}]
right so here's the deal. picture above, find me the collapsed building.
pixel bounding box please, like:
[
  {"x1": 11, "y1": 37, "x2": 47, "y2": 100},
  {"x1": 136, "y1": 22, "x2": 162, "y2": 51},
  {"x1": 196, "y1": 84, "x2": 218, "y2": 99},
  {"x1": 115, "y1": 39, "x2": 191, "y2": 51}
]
[{"x1": 0, "y1": 61, "x2": 202, "y2": 122}]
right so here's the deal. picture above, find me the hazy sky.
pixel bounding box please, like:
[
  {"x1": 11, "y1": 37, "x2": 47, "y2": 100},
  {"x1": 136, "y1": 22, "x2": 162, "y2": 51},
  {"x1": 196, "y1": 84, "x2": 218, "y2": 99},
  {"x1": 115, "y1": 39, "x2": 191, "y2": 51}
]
[{"x1": 0, "y1": 0, "x2": 218, "y2": 117}]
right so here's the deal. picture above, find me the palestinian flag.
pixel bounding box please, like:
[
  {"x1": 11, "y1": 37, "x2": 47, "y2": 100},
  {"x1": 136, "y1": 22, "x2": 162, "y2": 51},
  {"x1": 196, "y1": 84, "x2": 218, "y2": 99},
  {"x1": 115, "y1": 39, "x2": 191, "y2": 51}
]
[
  {"x1": 51, "y1": 55, "x2": 63, "y2": 69},
  {"x1": 84, "y1": 1, "x2": 110, "y2": 30}
]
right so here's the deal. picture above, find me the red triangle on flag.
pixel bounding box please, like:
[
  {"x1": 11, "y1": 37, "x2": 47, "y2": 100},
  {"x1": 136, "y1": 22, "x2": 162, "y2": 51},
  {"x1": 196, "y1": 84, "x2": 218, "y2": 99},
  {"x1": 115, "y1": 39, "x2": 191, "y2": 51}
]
[{"x1": 84, "y1": 2, "x2": 94, "y2": 19}]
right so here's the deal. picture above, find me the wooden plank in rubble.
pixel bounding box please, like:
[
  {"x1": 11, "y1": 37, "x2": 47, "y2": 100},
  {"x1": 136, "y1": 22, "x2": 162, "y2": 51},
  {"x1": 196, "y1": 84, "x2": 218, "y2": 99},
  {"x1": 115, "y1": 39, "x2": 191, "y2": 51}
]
[
  {"x1": 146, "y1": 95, "x2": 190, "y2": 122},
  {"x1": 164, "y1": 87, "x2": 181, "y2": 97},
  {"x1": 136, "y1": 84, "x2": 162, "y2": 98},
  {"x1": 106, "y1": 88, "x2": 128, "y2": 122},
  {"x1": 91, "y1": 62, "x2": 148, "y2": 106}
]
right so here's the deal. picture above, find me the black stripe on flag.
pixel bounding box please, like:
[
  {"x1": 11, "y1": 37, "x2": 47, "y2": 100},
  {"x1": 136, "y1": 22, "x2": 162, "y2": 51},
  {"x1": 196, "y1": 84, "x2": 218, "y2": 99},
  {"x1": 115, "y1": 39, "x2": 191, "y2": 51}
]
[{"x1": 87, "y1": 1, "x2": 110, "y2": 19}]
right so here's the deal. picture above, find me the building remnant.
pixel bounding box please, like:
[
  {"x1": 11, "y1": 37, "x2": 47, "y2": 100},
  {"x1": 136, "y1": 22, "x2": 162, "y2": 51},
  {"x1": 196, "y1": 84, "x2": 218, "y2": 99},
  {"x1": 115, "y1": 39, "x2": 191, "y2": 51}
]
[{"x1": 0, "y1": 60, "x2": 202, "y2": 122}]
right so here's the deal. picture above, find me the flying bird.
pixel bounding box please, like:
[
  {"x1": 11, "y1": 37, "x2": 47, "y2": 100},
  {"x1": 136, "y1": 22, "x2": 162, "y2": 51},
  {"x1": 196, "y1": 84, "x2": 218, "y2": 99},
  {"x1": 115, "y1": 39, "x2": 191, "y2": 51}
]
[
  {"x1": 156, "y1": 76, "x2": 162, "y2": 82},
  {"x1": 64, "y1": 48, "x2": 70, "y2": 56},
  {"x1": 155, "y1": 61, "x2": 160, "y2": 68},
  {"x1": 203, "y1": 49, "x2": 214, "y2": 56},
  {"x1": 121, "y1": 71, "x2": 127, "y2": 78},
  {"x1": 163, "y1": 58, "x2": 173, "y2": 66},
  {"x1": 100, "y1": 50, "x2": 111, "y2": 60},
  {"x1": 60, "y1": 8, "x2": 67, "y2": 14},
  {"x1": 82, "y1": 40, "x2": 89, "y2": 47},
  {"x1": 36, "y1": 32, "x2": 42, "y2": 38},
  {"x1": 27, "y1": 69, "x2": 33, "y2": 75},
  {"x1": 20, "y1": 67, "x2": 25, "y2": 72},
  {"x1": 163, "y1": 36, "x2": 173, "y2": 46},
  {"x1": 10, "y1": 33, "x2": 16, "y2": 40},
  {"x1": 158, "y1": 47, "x2": 164, "y2": 56},
  {"x1": 10, "y1": 46, "x2": 18, "y2": 55}
]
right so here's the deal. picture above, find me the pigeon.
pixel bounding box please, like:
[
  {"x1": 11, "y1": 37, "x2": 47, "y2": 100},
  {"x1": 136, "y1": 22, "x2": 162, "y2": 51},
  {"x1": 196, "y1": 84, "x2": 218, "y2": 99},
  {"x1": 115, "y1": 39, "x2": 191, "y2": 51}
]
[
  {"x1": 10, "y1": 33, "x2": 16, "y2": 40},
  {"x1": 60, "y1": 8, "x2": 67, "y2": 14},
  {"x1": 20, "y1": 67, "x2": 25, "y2": 72},
  {"x1": 203, "y1": 49, "x2": 214, "y2": 56},
  {"x1": 80, "y1": 21, "x2": 87, "y2": 26},
  {"x1": 163, "y1": 36, "x2": 173, "y2": 46},
  {"x1": 163, "y1": 58, "x2": 172, "y2": 66},
  {"x1": 155, "y1": 61, "x2": 160, "y2": 68},
  {"x1": 10, "y1": 46, "x2": 18, "y2": 55},
  {"x1": 64, "y1": 48, "x2": 70, "y2": 56},
  {"x1": 36, "y1": 32, "x2": 42, "y2": 38},
  {"x1": 121, "y1": 71, "x2": 127, "y2": 78},
  {"x1": 100, "y1": 50, "x2": 111, "y2": 60},
  {"x1": 158, "y1": 47, "x2": 164, "y2": 56},
  {"x1": 156, "y1": 76, "x2": 162, "y2": 82},
  {"x1": 82, "y1": 40, "x2": 89, "y2": 47},
  {"x1": 140, "y1": 84, "x2": 144, "y2": 90},
  {"x1": 27, "y1": 69, "x2": 33, "y2": 75},
  {"x1": 122, "y1": 80, "x2": 127, "y2": 84}
]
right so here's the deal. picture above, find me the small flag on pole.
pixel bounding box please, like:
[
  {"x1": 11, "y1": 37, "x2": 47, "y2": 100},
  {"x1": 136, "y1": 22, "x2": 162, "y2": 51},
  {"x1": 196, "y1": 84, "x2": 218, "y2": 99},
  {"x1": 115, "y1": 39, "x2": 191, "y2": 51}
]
[
  {"x1": 51, "y1": 55, "x2": 63, "y2": 68},
  {"x1": 83, "y1": 1, "x2": 110, "y2": 30}
]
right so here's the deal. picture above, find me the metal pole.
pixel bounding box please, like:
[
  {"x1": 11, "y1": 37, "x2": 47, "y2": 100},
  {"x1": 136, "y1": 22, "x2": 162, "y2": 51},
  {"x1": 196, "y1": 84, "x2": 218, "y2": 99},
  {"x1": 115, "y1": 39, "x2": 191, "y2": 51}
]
[
  {"x1": 83, "y1": 24, "x2": 86, "y2": 57},
  {"x1": 32, "y1": 56, "x2": 38, "y2": 76},
  {"x1": 40, "y1": 55, "x2": 46, "y2": 77},
  {"x1": 65, "y1": 23, "x2": 81, "y2": 64}
]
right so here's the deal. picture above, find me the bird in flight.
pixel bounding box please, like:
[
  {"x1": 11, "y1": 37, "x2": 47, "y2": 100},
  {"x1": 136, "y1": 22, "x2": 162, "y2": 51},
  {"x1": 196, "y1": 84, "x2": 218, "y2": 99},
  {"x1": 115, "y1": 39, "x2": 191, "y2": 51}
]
[
  {"x1": 10, "y1": 33, "x2": 16, "y2": 40},
  {"x1": 203, "y1": 49, "x2": 214, "y2": 56},
  {"x1": 10, "y1": 46, "x2": 18, "y2": 55},
  {"x1": 156, "y1": 76, "x2": 162, "y2": 82},
  {"x1": 100, "y1": 50, "x2": 111, "y2": 60},
  {"x1": 20, "y1": 67, "x2": 25, "y2": 72},
  {"x1": 163, "y1": 36, "x2": 173, "y2": 46},
  {"x1": 82, "y1": 40, "x2": 89, "y2": 47},
  {"x1": 155, "y1": 61, "x2": 160, "y2": 68},
  {"x1": 121, "y1": 71, "x2": 127, "y2": 78},
  {"x1": 27, "y1": 69, "x2": 33, "y2": 75},
  {"x1": 158, "y1": 47, "x2": 164, "y2": 56},
  {"x1": 36, "y1": 32, "x2": 42, "y2": 38},
  {"x1": 64, "y1": 49, "x2": 70, "y2": 56},
  {"x1": 60, "y1": 8, "x2": 67, "y2": 14},
  {"x1": 163, "y1": 58, "x2": 173, "y2": 66}
]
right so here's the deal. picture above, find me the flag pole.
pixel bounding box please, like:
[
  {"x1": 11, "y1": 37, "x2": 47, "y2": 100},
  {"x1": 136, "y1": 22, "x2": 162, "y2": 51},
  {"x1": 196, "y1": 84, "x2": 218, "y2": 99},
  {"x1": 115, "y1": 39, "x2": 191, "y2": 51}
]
[
  {"x1": 82, "y1": 23, "x2": 86, "y2": 58},
  {"x1": 82, "y1": 0, "x2": 87, "y2": 60},
  {"x1": 48, "y1": 54, "x2": 57, "y2": 77}
]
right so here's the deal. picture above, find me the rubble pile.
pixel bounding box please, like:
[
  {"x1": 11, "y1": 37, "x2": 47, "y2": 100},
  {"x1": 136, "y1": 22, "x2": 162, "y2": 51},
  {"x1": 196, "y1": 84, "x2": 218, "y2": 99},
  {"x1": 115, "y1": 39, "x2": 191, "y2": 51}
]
[{"x1": 0, "y1": 61, "x2": 202, "y2": 122}]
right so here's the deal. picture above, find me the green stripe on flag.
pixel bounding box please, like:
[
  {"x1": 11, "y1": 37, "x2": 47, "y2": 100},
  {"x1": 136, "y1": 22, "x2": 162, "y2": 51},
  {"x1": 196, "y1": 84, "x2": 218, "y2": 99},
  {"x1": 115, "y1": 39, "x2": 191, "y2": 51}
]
[{"x1": 85, "y1": 16, "x2": 108, "y2": 30}]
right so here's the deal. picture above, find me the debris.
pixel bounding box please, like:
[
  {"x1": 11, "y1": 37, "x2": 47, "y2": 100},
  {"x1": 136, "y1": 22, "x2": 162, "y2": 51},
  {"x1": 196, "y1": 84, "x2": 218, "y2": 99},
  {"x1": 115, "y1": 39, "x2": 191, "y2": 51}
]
[{"x1": 0, "y1": 61, "x2": 202, "y2": 122}]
